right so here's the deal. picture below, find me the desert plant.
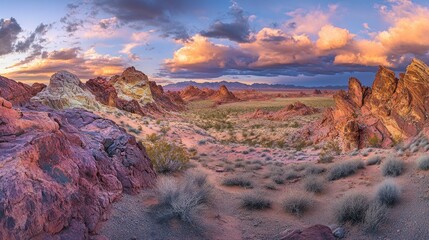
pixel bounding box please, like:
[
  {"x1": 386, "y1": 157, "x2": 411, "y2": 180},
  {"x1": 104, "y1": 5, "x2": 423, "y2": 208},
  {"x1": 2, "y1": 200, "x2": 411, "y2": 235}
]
[
  {"x1": 264, "y1": 183, "x2": 277, "y2": 190},
  {"x1": 241, "y1": 193, "x2": 272, "y2": 210},
  {"x1": 222, "y1": 176, "x2": 253, "y2": 188},
  {"x1": 416, "y1": 155, "x2": 429, "y2": 170},
  {"x1": 376, "y1": 180, "x2": 400, "y2": 206},
  {"x1": 363, "y1": 202, "x2": 387, "y2": 233},
  {"x1": 335, "y1": 193, "x2": 370, "y2": 224},
  {"x1": 368, "y1": 135, "x2": 381, "y2": 148},
  {"x1": 146, "y1": 140, "x2": 189, "y2": 174},
  {"x1": 366, "y1": 156, "x2": 382, "y2": 165},
  {"x1": 304, "y1": 177, "x2": 324, "y2": 193},
  {"x1": 381, "y1": 157, "x2": 404, "y2": 177},
  {"x1": 328, "y1": 159, "x2": 365, "y2": 181},
  {"x1": 282, "y1": 193, "x2": 313, "y2": 216},
  {"x1": 148, "y1": 171, "x2": 212, "y2": 224},
  {"x1": 305, "y1": 165, "x2": 326, "y2": 175}
]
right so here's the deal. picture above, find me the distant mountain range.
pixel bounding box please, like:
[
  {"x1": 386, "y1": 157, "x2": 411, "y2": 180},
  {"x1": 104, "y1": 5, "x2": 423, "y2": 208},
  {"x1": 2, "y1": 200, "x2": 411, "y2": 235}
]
[{"x1": 163, "y1": 81, "x2": 347, "y2": 91}]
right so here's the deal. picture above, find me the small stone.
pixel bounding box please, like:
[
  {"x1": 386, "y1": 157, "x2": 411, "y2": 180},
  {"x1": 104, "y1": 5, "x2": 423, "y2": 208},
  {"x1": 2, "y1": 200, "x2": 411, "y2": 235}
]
[{"x1": 333, "y1": 227, "x2": 346, "y2": 239}]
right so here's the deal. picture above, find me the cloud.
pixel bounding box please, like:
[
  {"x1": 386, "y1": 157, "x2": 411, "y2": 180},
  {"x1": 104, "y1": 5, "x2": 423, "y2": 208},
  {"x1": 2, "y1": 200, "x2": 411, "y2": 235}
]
[
  {"x1": 5, "y1": 47, "x2": 125, "y2": 82},
  {"x1": 60, "y1": 2, "x2": 84, "y2": 34},
  {"x1": 163, "y1": 34, "x2": 256, "y2": 78},
  {"x1": 240, "y1": 28, "x2": 315, "y2": 67},
  {"x1": 285, "y1": 5, "x2": 337, "y2": 35},
  {"x1": 92, "y1": 0, "x2": 202, "y2": 40},
  {"x1": 200, "y1": 1, "x2": 251, "y2": 43},
  {"x1": 15, "y1": 23, "x2": 49, "y2": 52},
  {"x1": 120, "y1": 31, "x2": 154, "y2": 60},
  {"x1": 0, "y1": 18, "x2": 22, "y2": 56},
  {"x1": 316, "y1": 25, "x2": 354, "y2": 51}
]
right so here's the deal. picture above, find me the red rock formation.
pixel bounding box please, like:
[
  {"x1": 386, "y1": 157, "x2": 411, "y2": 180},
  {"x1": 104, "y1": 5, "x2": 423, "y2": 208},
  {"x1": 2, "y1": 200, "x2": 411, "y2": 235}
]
[
  {"x1": 243, "y1": 102, "x2": 319, "y2": 121},
  {"x1": 0, "y1": 76, "x2": 44, "y2": 106},
  {"x1": 86, "y1": 77, "x2": 118, "y2": 107},
  {"x1": 308, "y1": 59, "x2": 429, "y2": 150},
  {"x1": 0, "y1": 99, "x2": 156, "y2": 239},
  {"x1": 180, "y1": 85, "x2": 239, "y2": 103},
  {"x1": 210, "y1": 85, "x2": 239, "y2": 103}
]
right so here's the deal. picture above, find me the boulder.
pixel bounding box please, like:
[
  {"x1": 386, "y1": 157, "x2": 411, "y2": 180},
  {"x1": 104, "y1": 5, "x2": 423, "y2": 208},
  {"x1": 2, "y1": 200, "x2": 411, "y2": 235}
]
[
  {"x1": 0, "y1": 76, "x2": 36, "y2": 106},
  {"x1": 31, "y1": 71, "x2": 101, "y2": 110},
  {"x1": 0, "y1": 102, "x2": 156, "y2": 239}
]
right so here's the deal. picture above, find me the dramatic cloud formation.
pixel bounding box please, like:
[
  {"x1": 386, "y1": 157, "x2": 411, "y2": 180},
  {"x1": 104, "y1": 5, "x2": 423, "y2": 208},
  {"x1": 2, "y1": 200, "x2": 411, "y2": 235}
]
[
  {"x1": 200, "y1": 1, "x2": 251, "y2": 43},
  {"x1": 0, "y1": 18, "x2": 22, "y2": 56},
  {"x1": 3, "y1": 0, "x2": 429, "y2": 85},
  {"x1": 6, "y1": 47, "x2": 124, "y2": 82},
  {"x1": 92, "y1": 0, "x2": 203, "y2": 40}
]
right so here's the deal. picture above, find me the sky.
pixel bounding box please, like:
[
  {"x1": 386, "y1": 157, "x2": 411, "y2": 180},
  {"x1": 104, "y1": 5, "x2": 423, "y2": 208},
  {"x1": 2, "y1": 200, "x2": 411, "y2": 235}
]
[{"x1": 1, "y1": 0, "x2": 429, "y2": 86}]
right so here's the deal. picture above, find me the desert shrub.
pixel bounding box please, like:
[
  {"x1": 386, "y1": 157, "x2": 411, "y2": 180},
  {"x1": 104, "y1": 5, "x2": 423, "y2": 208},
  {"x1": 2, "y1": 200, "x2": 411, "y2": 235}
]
[
  {"x1": 363, "y1": 202, "x2": 387, "y2": 233},
  {"x1": 128, "y1": 126, "x2": 142, "y2": 134},
  {"x1": 305, "y1": 165, "x2": 326, "y2": 175},
  {"x1": 146, "y1": 133, "x2": 160, "y2": 143},
  {"x1": 328, "y1": 159, "x2": 365, "y2": 181},
  {"x1": 241, "y1": 193, "x2": 272, "y2": 210},
  {"x1": 368, "y1": 135, "x2": 381, "y2": 148},
  {"x1": 335, "y1": 193, "x2": 370, "y2": 224},
  {"x1": 416, "y1": 155, "x2": 429, "y2": 170},
  {"x1": 222, "y1": 176, "x2": 253, "y2": 188},
  {"x1": 272, "y1": 175, "x2": 285, "y2": 184},
  {"x1": 264, "y1": 183, "x2": 277, "y2": 190},
  {"x1": 246, "y1": 164, "x2": 263, "y2": 171},
  {"x1": 304, "y1": 177, "x2": 324, "y2": 193},
  {"x1": 376, "y1": 180, "x2": 400, "y2": 206},
  {"x1": 284, "y1": 170, "x2": 300, "y2": 180},
  {"x1": 146, "y1": 140, "x2": 189, "y2": 174},
  {"x1": 282, "y1": 193, "x2": 313, "y2": 216},
  {"x1": 381, "y1": 157, "x2": 404, "y2": 177},
  {"x1": 149, "y1": 171, "x2": 211, "y2": 224},
  {"x1": 366, "y1": 156, "x2": 382, "y2": 165}
]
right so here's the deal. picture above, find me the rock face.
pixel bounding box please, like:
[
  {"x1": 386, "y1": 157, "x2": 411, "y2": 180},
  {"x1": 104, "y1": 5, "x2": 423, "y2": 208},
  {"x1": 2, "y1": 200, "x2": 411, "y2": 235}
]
[
  {"x1": 180, "y1": 85, "x2": 239, "y2": 103},
  {"x1": 310, "y1": 58, "x2": 429, "y2": 150},
  {"x1": 0, "y1": 76, "x2": 44, "y2": 106},
  {"x1": 32, "y1": 71, "x2": 101, "y2": 110},
  {"x1": 0, "y1": 99, "x2": 156, "y2": 239},
  {"x1": 110, "y1": 67, "x2": 154, "y2": 105},
  {"x1": 210, "y1": 85, "x2": 238, "y2": 103},
  {"x1": 280, "y1": 225, "x2": 335, "y2": 240},
  {"x1": 85, "y1": 68, "x2": 184, "y2": 115},
  {"x1": 243, "y1": 102, "x2": 319, "y2": 121}
]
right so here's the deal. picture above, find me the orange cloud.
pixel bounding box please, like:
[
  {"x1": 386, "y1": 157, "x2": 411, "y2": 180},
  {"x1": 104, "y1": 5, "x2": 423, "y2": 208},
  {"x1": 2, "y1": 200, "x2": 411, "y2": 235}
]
[
  {"x1": 316, "y1": 25, "x2": 354, "y2": 51},
  {"x1": 240, "y1": 28, "x2": 315, "y2": 67},
  {"x1": 4, "y1": 47, "x2": 124, "y2": 83}
]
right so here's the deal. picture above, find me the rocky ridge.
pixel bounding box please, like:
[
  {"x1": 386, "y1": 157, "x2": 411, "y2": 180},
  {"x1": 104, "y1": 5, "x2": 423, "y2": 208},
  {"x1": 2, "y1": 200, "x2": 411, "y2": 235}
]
[
  {"x1": 307, "y1": 58, "x2": 429, "y2": 150},
  {"x1": 0, "y1": 77, "x2": 156, "y2": 239}
]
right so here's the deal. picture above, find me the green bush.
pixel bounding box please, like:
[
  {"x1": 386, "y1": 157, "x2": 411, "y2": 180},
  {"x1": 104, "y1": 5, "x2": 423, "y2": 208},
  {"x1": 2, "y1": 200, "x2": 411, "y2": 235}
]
[
  {"x1": 282, "y1": 193, "x2": 313, "y2": 217},
  {"x1": 146, "y1": 140, "x2": 189, "y2": 174}
]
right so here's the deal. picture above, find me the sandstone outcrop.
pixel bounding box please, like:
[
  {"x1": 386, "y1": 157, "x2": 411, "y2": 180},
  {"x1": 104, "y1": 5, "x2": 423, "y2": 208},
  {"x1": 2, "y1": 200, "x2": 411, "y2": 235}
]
[
  {"x1": 309, "y1": 58, "x2": 429, "y2": 150},
  {"x1": 0, "y1": 99, "x2": 156, "y2": 239},
  {"x1": 85, "y1": 68, "x2": 184, "y2": 115},
  {"x1": 180, "y1": 85, "x2": 239, "y2": 103},
  {"x1": 31, "y1": 71, "x2": 101, "y2": 110},
  {"x1": 243, "y1": 102, "x2": 319, "y2": 121},
  {"x1": 0, "y1": 76, "x2": 45, "y2": 106}
]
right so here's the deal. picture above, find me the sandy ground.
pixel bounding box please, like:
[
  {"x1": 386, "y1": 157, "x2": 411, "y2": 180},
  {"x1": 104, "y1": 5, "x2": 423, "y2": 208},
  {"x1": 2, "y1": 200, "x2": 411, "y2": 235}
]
[{"x1": 95, "y1": 100, "x2": 429, "y2": 240}]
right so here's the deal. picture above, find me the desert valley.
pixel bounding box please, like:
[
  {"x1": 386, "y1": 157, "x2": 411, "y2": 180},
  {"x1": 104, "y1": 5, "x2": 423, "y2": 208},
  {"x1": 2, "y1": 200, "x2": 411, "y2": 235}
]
[{"x1": 3, "y1": 1, "x2": 429, "y2": 240}]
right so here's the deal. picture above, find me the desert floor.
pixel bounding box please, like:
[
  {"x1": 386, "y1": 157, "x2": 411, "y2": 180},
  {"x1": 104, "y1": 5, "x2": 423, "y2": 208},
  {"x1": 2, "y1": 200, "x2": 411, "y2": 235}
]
[{"x1": 96, "y1": 92, "x2": 429, "y2": 240}]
